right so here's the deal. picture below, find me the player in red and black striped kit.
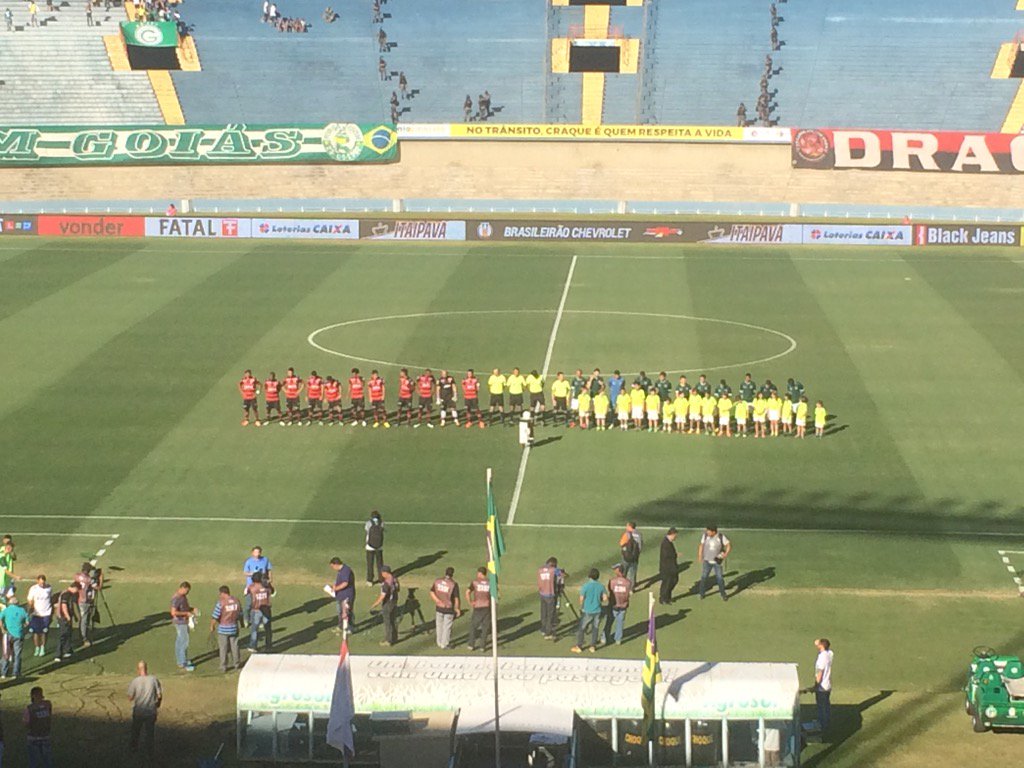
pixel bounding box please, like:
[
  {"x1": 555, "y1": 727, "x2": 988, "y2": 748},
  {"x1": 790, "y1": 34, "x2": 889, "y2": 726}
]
[
  {"x1": 348, "y1": 368, "x2": 366, "y2": 426},
  {"x1": 397, "y1": 368, "x2": 414, "y2": 426},
  {"x1": 263, "y1": 372, "x2": 281, "y2": 424},
  {"x1": 415, "y1": 369, "x2": 436, "y2": 428},
  {"x1": 306, "y1": 371, "x2": 324, "y2": 425},
  {"x1": 324, "y1": 375, "x2": 343, "y2": 424},
  {"x1": 239, "y1": 370, "x2": 261, "y2": 426},
  {"x1": 283, "y1": 368, "x2": 303, "y2": 425},
  {"x1": 368, "y1": 370, "x2": 389, "y2": 428},
  {"x1": 462, "y1": 369, "x2": 485, "y2": 428}
]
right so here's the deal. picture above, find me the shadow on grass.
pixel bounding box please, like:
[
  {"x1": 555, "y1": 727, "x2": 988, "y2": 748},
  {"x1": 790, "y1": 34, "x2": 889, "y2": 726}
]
[
  {"x1": 619, "y1": 484, "x2": 1024, "y2": 535},
  {"x1": 802, "y1": 690, "x2": 895, "y2": 767}
]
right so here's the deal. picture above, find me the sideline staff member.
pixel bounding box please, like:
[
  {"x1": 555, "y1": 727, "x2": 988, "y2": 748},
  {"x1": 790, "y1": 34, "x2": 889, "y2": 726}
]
[{"x1": 429, "y1": 567, "x2": 461, "y2": 649}]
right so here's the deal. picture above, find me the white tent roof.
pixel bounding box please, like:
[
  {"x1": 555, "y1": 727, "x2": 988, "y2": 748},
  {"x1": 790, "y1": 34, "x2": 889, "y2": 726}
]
[{"x1": 237, "y1": 655, "x2": 799, "y2": 724}]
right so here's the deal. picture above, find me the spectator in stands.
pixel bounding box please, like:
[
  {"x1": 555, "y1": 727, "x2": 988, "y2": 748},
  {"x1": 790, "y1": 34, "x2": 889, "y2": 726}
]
[
  {"x1": 398, "y1": 71, "x2": 408, "y2": 100},
  {"x1": 378, "y1": 56, "x2": 389, "y2": 80},
  {"x1": 477, "y1": 94, "x2": 486, "y2": 121},
  {"x1": 736, "y1": 102, "x2": 746, "y2": 127},
  {"x1": 390, "y1": 104, "x2": 399, "y2": 125},
  {"x1": 262, "y1": 0, "x2": 269, "y2": 23},
  {"x1": 482, "y1": 90, "x2": 492, "y2": 118},
  {"x1": 770, "y1": 3, "x2": 778, "y2": 26},
  {"x1": 377, "y1": 27, "x2": 387, "y2": 52},
  {"x1": 45, "y1": 0, "x2": 53, "y2": 13},
  {"x1": 372, "y1": 0, "x2": 381, "y2": 23},
  {"x1": 764, "y1": 54, "x2": 773, "y2": 78},
  {"x1": 28, "y1": 1, "x2": 37, "y2": 27},
  {"x1": 4, "y1": 8, "x2": 13, "y2": 32},
  {"x1": 463, "y1": 95, "x2": 473, "y2": 122},
  {"x1": 165, "y1": 203, "x2": 177, "y2": 217},
  {"x1": 323, "y1": 6, "x2": 337, "y2": 23},
  {"x1": 770, "y1": 25, "x2": 779, "y2": 51},
  {"x1": 390, "y1": 91, "x2": 400, "y2": 115},
  {"x1": 85, "y1": 3, "x2": 93, "y2": 26},
  {"x1": 268, "y1": 2, "x2": 278, "y2": 22}
]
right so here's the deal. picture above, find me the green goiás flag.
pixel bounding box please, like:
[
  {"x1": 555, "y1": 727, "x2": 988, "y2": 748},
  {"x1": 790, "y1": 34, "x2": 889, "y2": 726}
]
[
  {"x1": 121, "y1": 21, "x2": 179, "y2": 48},
  {"x1": 485, "y1": 474, "x2": 505, "y2": 595}
]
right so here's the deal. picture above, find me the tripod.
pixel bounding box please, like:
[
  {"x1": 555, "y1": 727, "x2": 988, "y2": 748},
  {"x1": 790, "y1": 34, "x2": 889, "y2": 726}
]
[{"x1": 96, "y1": 586, "x2": 116, "y2": 628}]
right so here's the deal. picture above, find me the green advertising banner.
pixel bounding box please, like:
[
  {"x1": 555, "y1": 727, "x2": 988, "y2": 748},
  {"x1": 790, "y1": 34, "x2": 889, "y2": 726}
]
[
  {"x1": 0, "y1": 123, "x2": 399, "y2": 166},
  {"x1": 120, "y1": 21, "x2": 179, "y2": 48}
]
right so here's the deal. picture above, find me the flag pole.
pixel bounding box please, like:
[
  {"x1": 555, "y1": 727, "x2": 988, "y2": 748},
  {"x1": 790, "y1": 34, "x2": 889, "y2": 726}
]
[{"x1": 487, "y1": 467, "x2": 501, "y2": 768}]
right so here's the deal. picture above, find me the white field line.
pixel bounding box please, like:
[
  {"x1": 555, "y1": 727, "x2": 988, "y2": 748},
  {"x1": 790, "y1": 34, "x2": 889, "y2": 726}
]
[
  {"x1": 90, "y1": 533, "x2": 119, "y2": 567},
  {"x1": 7, "y1": 532, "x2": 119, "y2": 538},
  {"x1": 507, "y1": 254, "x2": 577, "y2": 527},
  {"x1": 9, "y1": 514, "x2": 1024, "y2": 539},
  {"x1": 996, "y1": 550, "x2": 1024, "y2": 594}
]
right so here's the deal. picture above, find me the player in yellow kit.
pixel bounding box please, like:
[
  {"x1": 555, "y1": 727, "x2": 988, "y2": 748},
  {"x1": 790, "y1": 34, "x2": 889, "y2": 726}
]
[
  {"x1": 752, "y1": 392, "x2": 768, "y2": 439},
  {"x1": 487, "y1": 368, "x2": 507, "y2": 426},
  {"x1": 674, "y1": 392, "x2": 687, "y2": 433},
  {"x1": 687, "y1": 389, "x2": 702, "y2": 434},
  {"x1": 766, "y1": 390, "x2": 782, "y2": 437},
  {"x1": 577, "y1": 388, "x2": 592, "y2": 430},
  {"x1": 550, "y1": 372, "x2": 571, "y2": 427},
  {"x1": 592, "y1": 387, "x2": 610, "y2": 431},
  {"x1": 615, "y1": 389, "x2": 631, "y2": 432},
  {"x1": 645, "y1": 390, "x2": 661, "y2": 433},
  {"x1": 661, "y1": 396, "x2": 674, "y2": 433},
  {"x1": 630, "y1": 383, "x2": 646, "y2": 430},
  {"x1": 507, "y1": 367, "x2": 527, "y2": 421},
  {"x1": 780, "y1": 394, "x2": 794, "y2": 435},
  {"x1": 814, "y1": 400, "x2": 827, "y2": 437},
  {"x1": 716, "y1": 393, "x2": 733, "y2": 437},
  {"x1": 701, "y1": 392, "x2": 716, "y2": 435},
  {"x1": 526, "y1": 369, "x2": 545, "y2": 423},
  {"x1": 734, "y1": 397, "x2": 749, "y2": 437},
  {"x1": 795, "y1": 395, "x2": 809, "y2": 439}
]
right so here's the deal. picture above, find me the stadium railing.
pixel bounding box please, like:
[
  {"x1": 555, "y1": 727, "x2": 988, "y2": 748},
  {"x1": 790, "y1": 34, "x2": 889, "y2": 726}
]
[{"x1": 5, "y1": 198, "x2": 1024, "y2": 224}]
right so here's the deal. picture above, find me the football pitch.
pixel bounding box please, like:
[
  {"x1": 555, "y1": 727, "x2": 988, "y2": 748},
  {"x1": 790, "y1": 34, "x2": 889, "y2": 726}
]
[{"x1": 1, "y1": 237, "x2": 1023, "y2": 767}]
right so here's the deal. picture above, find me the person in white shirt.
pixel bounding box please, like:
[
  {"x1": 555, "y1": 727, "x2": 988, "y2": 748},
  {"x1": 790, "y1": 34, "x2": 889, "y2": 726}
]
[
  {"x1": 26, "y1": 575, "x2": 53, "y2": 657},
  {"x1": 813, "y1": 637, "x2": 833, "y2": 731}
]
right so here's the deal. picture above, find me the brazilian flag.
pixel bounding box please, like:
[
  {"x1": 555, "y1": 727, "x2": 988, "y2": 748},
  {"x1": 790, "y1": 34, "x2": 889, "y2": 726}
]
[
  {"x1": 641, "y1": 596, "x2": 662, "y2": 742},
  {"x1": 485, "y1": 474, "x2": 505, "y2": 595}
]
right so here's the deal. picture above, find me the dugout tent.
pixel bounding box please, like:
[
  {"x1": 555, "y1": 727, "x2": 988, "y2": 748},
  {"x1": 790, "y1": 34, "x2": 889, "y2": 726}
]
[{"x1": 236, "y1": 654, "x2": 800, "y2": 766}]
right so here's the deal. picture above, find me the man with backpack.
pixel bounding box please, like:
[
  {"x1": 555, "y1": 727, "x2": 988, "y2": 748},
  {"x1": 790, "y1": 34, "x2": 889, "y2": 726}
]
[
  {"x1": 698, "y1": 525, "x2": 732, "y2": 601},
  {"x1": 364, "y1": 511, "x2": 385, "y2": 586},
  {"x1": 618, "y1": 522, "x2": 642, "y2": 590}
]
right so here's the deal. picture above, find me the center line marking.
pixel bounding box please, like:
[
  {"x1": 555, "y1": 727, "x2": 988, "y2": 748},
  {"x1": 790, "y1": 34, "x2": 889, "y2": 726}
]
[{"x1": 507, "y1": 254, "x2": 578, "y2": 526}]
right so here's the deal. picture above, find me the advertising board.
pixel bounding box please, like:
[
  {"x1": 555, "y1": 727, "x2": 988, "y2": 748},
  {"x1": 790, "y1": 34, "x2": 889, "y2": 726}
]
[
  {"x1": 469, "y1": 220, "x2": 802, "y2": 243},
  {"x1": 913, "y1": 224, "x2": 1019, "y2": 246},
  {"x1": 0, "y1": 215, "x2": 37, "y2": 235},
  {"x1": 144, "y1": 217, "x2": 252, "y2": 238},
  {"x1": 360, "y1": 220, "x2": 466, "y2": 241},
  {"x1": 251, "y1": 218, "x2": 359, "y2": 239},
  {"x1": 38, "y1": 215, "x2": 144, "y2": 237},
  {"x1": 793, "y1": 128, "x2": 1024, "y2": 173},
  {"x1": 801, "y1": 224, "x2": 911, "y2": 246}
]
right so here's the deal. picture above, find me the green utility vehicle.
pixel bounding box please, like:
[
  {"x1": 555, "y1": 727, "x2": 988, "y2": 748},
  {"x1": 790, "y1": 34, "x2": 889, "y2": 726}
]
[{"x1": 964, "y1": 646, "x2": 1024, "y2": 732}]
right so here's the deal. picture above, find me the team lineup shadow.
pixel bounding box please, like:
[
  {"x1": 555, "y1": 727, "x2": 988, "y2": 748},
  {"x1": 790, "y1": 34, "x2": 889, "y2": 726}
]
[
  {"x1": 619, "y1": 482, "x2": 1024, "y2": 536},
  {"x1": 531, "y1": 435, "x2": 562, "y2": 449}
]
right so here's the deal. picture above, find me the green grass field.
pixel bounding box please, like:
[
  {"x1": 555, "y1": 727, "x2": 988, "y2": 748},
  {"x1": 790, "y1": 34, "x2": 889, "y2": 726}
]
[{"x1": 1, "y1": 237, "x2": 1023, "y2": 767}]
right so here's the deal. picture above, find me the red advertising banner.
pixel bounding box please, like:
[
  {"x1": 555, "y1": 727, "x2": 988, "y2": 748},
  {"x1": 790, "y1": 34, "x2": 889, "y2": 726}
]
[
  {"x1": 38, "y1": 215, "x2": 144, "y2": 237},
  {"x1": 792, "y1": 128, "x2": 1024, "y2": 173}
]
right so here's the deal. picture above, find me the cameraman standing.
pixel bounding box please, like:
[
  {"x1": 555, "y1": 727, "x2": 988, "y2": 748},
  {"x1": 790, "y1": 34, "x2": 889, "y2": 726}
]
[
  {"x1": 537, "y1": 557, "x2": 563, "y2": 640},
  {"x1": 242, "y1": 547, "x2": 272, "y2": 621},
  {"x1": 619, "y1": 523, "x2": 642, "y2": 590},
  {"x1": 74, "y1": 562, "x2": 99, "y2": 648},
  {"x1": 697, "y1": 525, "x2": 731, "y2": 601}
]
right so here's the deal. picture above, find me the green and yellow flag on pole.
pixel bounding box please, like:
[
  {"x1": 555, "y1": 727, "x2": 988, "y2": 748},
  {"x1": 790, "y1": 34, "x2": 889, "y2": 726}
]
[
  {"x1": 485, "y1": 468, "x2": 505, "y2": 594},
  {"x1": 641, "y1": 593, "x2": 662, "y2": 743}
]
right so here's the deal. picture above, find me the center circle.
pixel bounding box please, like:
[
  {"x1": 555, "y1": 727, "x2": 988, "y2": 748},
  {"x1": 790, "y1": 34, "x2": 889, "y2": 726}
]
[{"x1": 307, "y1": 310, "x2": 796, "y2": 376}]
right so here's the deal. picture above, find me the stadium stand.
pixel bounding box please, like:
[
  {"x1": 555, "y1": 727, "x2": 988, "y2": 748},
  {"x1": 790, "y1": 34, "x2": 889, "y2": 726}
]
[
  {"x1": 0, "y1": 2, "x2": 162, "y2": 124},
  {"x1": 2, "y1": 0, "x2": 1024, "y2": 130}
]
